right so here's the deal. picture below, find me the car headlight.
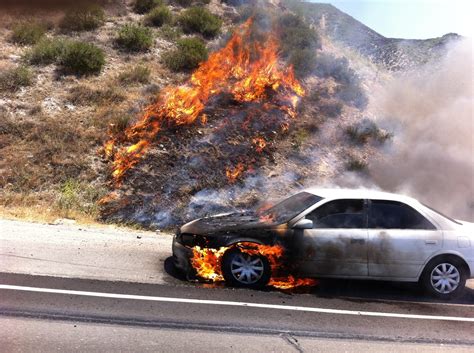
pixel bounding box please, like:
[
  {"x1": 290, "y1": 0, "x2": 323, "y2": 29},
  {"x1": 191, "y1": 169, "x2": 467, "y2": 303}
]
[{"x1": 179, "y1": 234, "x2": 209, "y2": 247}]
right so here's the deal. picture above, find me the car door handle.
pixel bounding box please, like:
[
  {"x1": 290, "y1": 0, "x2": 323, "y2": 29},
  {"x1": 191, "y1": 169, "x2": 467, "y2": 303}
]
[
  {"x1": 425, "y1": 240, "x2": 438, "y2": 245},
  {"x1": 351, "y1": 238, "x2": 365, "y2": 244}
]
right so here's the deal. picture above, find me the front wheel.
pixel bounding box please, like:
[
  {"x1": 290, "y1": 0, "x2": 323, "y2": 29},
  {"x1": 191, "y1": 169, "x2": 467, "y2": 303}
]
[
  {"x1": 420, "y1": 257, "x2": 467, "y2": 300},
  {"x1": 222, "y1": 250, "x2": 271, "y2": 289}
]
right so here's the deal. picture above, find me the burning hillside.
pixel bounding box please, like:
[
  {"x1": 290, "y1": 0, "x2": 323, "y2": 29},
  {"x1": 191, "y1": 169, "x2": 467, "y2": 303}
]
[
  {"x1": 1, "y1": 0, "x2": 468, "y2": 229},
  {"x1": 104, "y1": 18, "x2": 304, "y2": 185}
]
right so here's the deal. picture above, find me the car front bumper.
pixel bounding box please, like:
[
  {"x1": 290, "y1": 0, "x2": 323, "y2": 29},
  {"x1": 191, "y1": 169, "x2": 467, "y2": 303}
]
[{"x1": 172, "y1": 235, "x2": 194, "y2": 275}]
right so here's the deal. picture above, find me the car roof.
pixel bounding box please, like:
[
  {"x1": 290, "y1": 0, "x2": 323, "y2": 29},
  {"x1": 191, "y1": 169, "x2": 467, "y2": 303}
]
[{"x1": 304, "y1": 188, "x2": 418, "y2": 204}]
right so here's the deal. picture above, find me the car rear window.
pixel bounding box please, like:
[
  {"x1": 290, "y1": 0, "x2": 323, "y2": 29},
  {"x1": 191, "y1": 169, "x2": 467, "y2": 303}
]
[{"x1": 369, "y1": 200, "x2": 436, "y2": 230}]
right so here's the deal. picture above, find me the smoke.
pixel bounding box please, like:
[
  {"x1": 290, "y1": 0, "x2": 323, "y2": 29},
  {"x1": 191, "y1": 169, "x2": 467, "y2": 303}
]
[{"x1": 370, "y1": 38, "x2": 474, "y2": 221}]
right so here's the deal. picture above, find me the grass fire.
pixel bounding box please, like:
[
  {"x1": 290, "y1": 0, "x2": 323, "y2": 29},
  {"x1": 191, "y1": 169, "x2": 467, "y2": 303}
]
[{"x1": 104, "y1": 18, "x2": 305, "y2": 186}]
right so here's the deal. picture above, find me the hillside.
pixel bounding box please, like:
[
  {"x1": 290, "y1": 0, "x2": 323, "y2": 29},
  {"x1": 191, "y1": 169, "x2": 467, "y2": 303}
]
[
  {"x1": 0, "y1": 0, "x2": 469, "y2": 228},
  {"x1": 285, "y1": 1, "x2": 461, "y2": 71}
]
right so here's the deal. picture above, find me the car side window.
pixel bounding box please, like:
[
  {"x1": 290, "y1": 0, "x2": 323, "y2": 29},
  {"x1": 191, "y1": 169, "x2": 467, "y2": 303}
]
[
  {"x1": 369, "y1": 200, "x2": 436, "y2": 230},
  {"x1": 306, "y1": 199, "x2": 365, "y2": 229}
]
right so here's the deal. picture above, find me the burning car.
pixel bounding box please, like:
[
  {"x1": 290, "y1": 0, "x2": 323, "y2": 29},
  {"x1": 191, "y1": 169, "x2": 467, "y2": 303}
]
[{"x1": 172, "y1": 188, "x2": 474, "y2": 298}]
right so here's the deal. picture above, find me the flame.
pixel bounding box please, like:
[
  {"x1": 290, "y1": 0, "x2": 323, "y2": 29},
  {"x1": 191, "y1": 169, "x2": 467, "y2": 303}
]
[
  {"x1": 252, "y1": 136, "x2": 267, "y2": 152},
  {"x1": 191, "y1": 246, "x2": 229, "y2": 282},
  {"x1": 191, "y1": 242, "x2": 317, "y2": 290},
  {"x1": 269, "y1": 275, "x2": 318, "y2": 290},
  {"x1": 225, "y1": 163, "x2": 245, "y2": 183},
  {"x1": 105, "y1": 19, "x2": 305, "y2": 184}
]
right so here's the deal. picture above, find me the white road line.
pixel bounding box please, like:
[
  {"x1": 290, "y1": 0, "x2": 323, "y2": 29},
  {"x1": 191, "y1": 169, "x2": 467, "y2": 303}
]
[{"x1": 1, "y1": 284, "x2": 473, "y2": 323}]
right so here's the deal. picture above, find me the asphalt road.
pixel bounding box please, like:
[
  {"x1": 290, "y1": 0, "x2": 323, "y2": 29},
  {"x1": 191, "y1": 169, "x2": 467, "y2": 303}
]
[{"x1": 1, "y1": 219, "x2": 474, "y2": 352}]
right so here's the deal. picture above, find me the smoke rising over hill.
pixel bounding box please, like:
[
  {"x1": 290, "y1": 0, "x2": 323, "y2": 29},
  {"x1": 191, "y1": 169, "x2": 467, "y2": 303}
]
[{"x1": 370, "y1": 38, "x2": 473, "y2": 220}]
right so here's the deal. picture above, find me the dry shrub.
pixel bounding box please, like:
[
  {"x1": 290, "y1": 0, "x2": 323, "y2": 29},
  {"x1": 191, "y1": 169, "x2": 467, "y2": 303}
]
[
  {"x1": 118, "y1": 65, "x2": 151, "y2": 85},
  {"x1": 68, "y1": 85, "x2": 125, "y2": 105},
  {"x1": 0, "y1": 66, "x2": 33, "y2": 91}
]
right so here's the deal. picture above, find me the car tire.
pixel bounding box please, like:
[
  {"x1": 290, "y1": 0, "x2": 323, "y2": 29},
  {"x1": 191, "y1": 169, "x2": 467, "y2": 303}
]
[
  {"x1": 420, "y1": 256, "x2": 467, "y2": 300},
  {"x1": 222, "y1": 249, "x2": 271, "y2": 289}
]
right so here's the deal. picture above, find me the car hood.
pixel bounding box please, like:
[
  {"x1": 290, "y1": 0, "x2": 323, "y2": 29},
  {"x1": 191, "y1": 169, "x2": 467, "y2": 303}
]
[{"x1": 180, "y1": 211, "x2": 281, "y2": 235}]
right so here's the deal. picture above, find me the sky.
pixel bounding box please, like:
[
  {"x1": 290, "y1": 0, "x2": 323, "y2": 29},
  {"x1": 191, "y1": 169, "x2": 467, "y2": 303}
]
[{"x1": 316, "y1": 0, "x2": 473, "y2": 39}]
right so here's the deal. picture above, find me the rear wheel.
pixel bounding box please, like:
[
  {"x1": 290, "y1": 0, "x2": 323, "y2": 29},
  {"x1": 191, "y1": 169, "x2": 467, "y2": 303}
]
[
  {"x1": 222, "y1": 249, "x2": 271, "y2": 289},
  {"x1": 420, "y1": 257, "x2": 467, "y2": 300}
]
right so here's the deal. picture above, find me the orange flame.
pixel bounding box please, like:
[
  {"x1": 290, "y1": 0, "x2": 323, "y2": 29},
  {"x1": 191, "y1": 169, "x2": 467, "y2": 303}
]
[
  {"x1": 225, "y1": 163, "x2": 245, "y2": 183},
  {"x1": 105, "y1": 19, "x2": 305, "y2": 184},
  {"x1": 191, "y1": 242, "x2": 317, "y2": 290},
  {"x1": 252, "y1": 136, "x2": 267, "y2": 152}
]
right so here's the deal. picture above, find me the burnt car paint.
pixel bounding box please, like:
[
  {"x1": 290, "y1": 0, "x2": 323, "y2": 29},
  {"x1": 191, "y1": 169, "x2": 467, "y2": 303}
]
[{"x1": 173, "y1": 211, "x2": 300, "y2": 277}]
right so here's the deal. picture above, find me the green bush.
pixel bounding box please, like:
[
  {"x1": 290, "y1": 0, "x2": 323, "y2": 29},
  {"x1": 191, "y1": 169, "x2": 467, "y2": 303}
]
[
  {"x1": 118, "y1": 65, "x2": 151, "y2": 84},
  {"x1": 288, "y1": 48, "x2": 316, "y2": 78},
  {"x1": 0, "y1": 66, "x2": 33, "y2": 91},
  {"x1": 10, "y1": 22, "x2": 46, "y2": 45},
  {"x1": 133, "y1": 0, "x2": 163, "y2": 14},
  {"x1": 178, "y1": 7, "x2": 222, "y2": 38},
  {"x1": 345, "y1": 155, "x2": 368, "y2": 172},
  {"x1": 116, "y1": 24, "x2": 153, "y2": 52},
  {"x1": 59, "y1": 4, "x2": 105, "y2": 32},
  {"x1": 25, "y1": 38, "x2": 65, "y2": 65},
  {"x1": 173, "y1": 0, "x2": 193, "y2": 7},
  {"x1": 346, "y1": 118, "x2": 392, "y2": 144},
  {"x1": 159, "y1": 24, "x2": 183, "y2": 41},
  {"x1": 59, "y1": 41, "x2": 105, "y2": 76},
  {"x1": 145, "y1": 6, "x2": 172, "y2": 27},
  {"x1": 278, "y1": 13, "x2": 320, "y2": 78},
  {"x1": 162, "y1": 37, "x2": 207, "y2": 71}
]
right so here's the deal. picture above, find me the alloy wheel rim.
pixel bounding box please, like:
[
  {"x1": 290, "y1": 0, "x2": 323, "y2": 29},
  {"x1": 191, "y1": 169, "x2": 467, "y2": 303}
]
[
  {"x1": 230, "y1": 253, "x2": 264, "y2": 284},
  {"x1": 430, "y1": 263, "x2": 460, "y2": 294}
]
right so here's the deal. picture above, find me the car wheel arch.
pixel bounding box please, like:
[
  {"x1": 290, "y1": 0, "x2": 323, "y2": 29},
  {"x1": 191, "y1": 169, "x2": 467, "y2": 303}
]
[
  {"x1": 223, "y1": 238, "x2": 266, "y2": 248},
  {"x1": 420, "y1": 252, "x2": 470, "y2": 279}
]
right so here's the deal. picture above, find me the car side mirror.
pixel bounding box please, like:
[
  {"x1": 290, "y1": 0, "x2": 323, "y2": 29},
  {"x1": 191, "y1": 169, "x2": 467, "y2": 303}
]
[{"x1": 293, "y1": 218, "x2": 313, "y2": 229}]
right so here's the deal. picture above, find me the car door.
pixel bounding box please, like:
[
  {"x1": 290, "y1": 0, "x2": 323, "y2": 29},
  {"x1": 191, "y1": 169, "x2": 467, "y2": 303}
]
[
  {"x1": 367, "y1": 200, "x2": 442, "y2": 279},
  {"x1": 293, "y1": 199, "x2": 369, "y2": 277}
]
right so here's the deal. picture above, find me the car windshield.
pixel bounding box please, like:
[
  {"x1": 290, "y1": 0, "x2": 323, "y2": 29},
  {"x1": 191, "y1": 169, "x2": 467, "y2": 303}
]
[{"x1": 259, "y1": 192, "x2": 323, "y2": 224}]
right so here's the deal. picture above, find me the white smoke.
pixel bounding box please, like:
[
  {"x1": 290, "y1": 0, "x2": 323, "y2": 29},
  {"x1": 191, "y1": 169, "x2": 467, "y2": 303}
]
[{"x1": 370, "y1": 38, "x2": 474, "y2": 220}]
